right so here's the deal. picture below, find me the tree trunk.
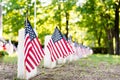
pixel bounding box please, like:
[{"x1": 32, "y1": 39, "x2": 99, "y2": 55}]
[
  {"x1": 107, "y1": 29, "x2": 114, "y2": 54},
  {"x1": 104, "y1": 19, "x2": 114, "y2": 54},
  {"x1": 114, "y1": 1, "x2": 120, "y2": 55},
  {"x1": 101, "y1": 13, "x2": 114, "y2": 54},
  {"x1": 58, "y1": 3, "x2": 61, "y2": 31},
  {"x1": 65, "y1": 12, "x2": 69, "y2": 40},
  {"x1": 98, "y1": 30, "x2": 102, "y2": 46}
]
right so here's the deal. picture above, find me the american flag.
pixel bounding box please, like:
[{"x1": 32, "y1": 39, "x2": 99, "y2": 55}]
[
  {"x1": 24, "y1": 19, "x2": 45, "y2": 72},
  {"x1": 47, "y1": 27, "x2": 74, "y2": 62}
]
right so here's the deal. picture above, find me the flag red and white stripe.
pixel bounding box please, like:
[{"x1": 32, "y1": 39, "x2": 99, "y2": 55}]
[
  {"x1": 47, "y1": 27, "x2": 74, "y2": 62},
  {"x1": 24, "y1": 19, "x2": 45, "y2": 72}
]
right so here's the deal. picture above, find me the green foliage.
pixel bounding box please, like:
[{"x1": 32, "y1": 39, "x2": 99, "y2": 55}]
[
  {"x1": 76, "y1": 0, "x2": 117, "y2": 48},
  {"x1": 0, "y1": 50, "x2": 8, "y2": 57},
  {"x1": 79, "y1": 54, "x2": 120, "y2": 66},
  {"x1": 2, "y1": 0, "x2": 119, "y2": 50},
  {"x1": 3, "y1": 0, "x2": 28, "y2": 40}
]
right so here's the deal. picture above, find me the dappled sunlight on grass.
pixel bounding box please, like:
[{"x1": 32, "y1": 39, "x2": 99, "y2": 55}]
[
  {"x1": 2, "y1": 53, "x2": 18, "y2": 64},
  {"x1": 0, "y1": 53, "x2": 120, "y2": 66},
  {"x1": 79, "y1": 54, "x2": 120, "y2": 66},
  {"x1": 77, "y1": 54, "x2": 120, "y2": 69},
  {"x1": 8, "y1": 53, "x2": 17, "y2": 57}
]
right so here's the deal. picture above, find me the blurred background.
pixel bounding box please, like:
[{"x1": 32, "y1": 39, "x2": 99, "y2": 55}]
[{"x1": 0, "y1": 0, "x2": 119, "y2": 55}]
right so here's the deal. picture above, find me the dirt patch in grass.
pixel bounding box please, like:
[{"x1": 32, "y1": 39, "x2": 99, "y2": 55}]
[{"x1": 0, "y1": 59, "x2": 120, "y2": 80}]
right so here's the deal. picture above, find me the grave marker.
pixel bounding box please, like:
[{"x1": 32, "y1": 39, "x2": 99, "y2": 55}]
[
  {"x1": 44, "y1": 35, "x2": 56, "y2": 68},
  {"x1": 17, "y1": 29, "x2": 37, "y2": 79}
]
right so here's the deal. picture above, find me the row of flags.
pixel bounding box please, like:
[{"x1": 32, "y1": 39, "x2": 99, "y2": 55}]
[
  {"x1": 47, "y1": 27, "x2": 74, "y2": 62},
  {"x1": 24, "y1": 19, "x2": 93, "y2": 73},
  {"x1": 69, "y1": 41, "x2": 93, "y2": 59}
]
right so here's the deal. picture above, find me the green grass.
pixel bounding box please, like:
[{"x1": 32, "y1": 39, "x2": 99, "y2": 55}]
[
  {"x1": 0, "y1": 53, "x2": 120, "y2": 66},
  {"x1": 78, "y1": 54, "x2": 120, "y2": 66},
  {"x1": 0, "y1": 53, "x2": 17, "y2": 64}
]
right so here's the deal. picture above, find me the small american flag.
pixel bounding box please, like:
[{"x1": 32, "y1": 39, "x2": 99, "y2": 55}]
[
  {"x1": 24, "y1": 19, "x2": 45, "y2": 72},
  {"x1": 47, "y1": 27, "x2": 74, "y2": 62}
]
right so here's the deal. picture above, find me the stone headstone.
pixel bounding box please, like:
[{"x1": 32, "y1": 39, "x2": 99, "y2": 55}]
[
  {"x1": 44, "y1": 35, "x2": 56, "y2": 68},
  {"x1": 17, "y1": 29, "x2": 37, "y2": 79},
  {"x1": 57, "y1": 57, "x2": 66, "y2": 64}
]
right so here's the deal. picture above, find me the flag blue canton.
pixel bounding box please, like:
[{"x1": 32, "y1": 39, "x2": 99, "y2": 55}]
[
  {"x1": 25, "y1": 20, "x2": 36, "y2": 40},
  {"x1": 51, "y1": 27, "x2": 63, "y2": 43}
]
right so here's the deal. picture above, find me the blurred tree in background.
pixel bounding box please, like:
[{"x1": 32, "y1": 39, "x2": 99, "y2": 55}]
[{"x1": 2, "y1": 0, "x2": 120, "y2": 54}]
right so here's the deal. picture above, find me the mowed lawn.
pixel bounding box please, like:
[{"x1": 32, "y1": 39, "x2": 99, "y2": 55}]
[
  {"x1": 2, "y1": 53, "x2": 120, "y2": 64},
  {"x1": 79, "y1": 54, "x2": 120, "y2": 66}
]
